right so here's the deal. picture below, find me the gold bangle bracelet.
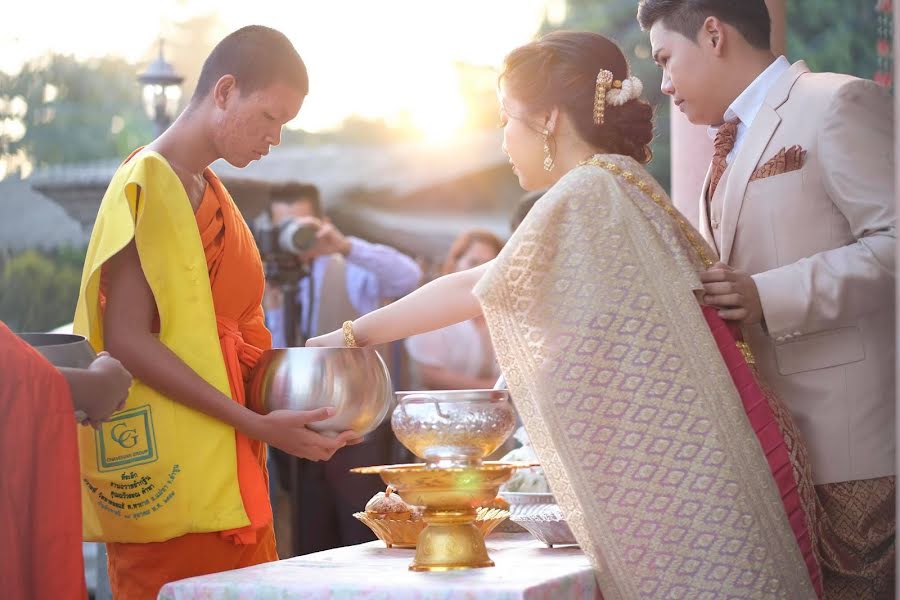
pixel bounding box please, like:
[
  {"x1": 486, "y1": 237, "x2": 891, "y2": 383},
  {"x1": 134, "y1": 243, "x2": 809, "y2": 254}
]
[{"x1": 342, "y1": 320, "x2": 359, "y2": 347}]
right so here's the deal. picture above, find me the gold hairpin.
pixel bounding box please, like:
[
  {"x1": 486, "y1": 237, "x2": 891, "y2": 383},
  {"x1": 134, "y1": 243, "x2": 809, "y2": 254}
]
[{"x1": 593, "y1": 69, "x2": 615, "y2": 125}]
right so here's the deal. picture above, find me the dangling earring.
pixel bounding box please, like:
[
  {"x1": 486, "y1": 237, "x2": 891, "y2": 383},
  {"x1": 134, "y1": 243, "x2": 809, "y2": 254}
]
[{"x1": 542, "y1": 128, "x2": 554, "y2": 172}]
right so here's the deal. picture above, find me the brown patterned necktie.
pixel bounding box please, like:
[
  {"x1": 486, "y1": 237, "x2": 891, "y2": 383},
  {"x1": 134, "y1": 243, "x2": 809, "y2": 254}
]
[{"x1": 708, "y1": 120, "x2": 739, "y2": 200}]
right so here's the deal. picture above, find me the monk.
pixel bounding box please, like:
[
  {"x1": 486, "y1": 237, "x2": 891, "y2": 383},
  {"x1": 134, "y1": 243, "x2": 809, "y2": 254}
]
[
  {"x1": 72, "y1": 26, "x2": 360, "y2": 599},
  {"x1": 0, "y1": 322, "x2": 131, "y2": 599}
]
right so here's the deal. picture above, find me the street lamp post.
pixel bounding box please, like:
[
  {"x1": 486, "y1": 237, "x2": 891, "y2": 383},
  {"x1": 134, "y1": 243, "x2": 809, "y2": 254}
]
[{"x1": 138, "y1": 39, "x2": 184, "y2": 138}]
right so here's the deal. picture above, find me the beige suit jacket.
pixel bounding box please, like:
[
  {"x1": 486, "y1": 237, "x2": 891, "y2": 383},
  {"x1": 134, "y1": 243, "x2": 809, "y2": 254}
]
[{"x1": 699, "y1": 61, "x2": 895, "y2": 484}]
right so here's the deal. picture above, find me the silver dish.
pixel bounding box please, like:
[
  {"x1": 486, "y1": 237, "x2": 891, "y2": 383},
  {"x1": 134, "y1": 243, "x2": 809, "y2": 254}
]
[
  {"x1": 496, "y1": 492, "x2": 557, "y2": 533},
  {"x1": 391, "y1": 389, "x2": 517, "y2": 467},
  {"x1": 248, "y1": 346, "x2": 393, "y2": 436},
  {"x1": 17, "y1": 332, "x2": 95, "y2": 422},
  {"x1": 500, "y1": 491, "x2": 557, "y2": 512},
  {"x1": 510, "y1": 505, "x2": 578, "y2": 548}
]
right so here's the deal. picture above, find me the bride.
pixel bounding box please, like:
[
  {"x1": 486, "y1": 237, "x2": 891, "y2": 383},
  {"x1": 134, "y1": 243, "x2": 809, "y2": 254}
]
[{"x1": 309, "y1": 31, "x2": 823, "y2": 599}]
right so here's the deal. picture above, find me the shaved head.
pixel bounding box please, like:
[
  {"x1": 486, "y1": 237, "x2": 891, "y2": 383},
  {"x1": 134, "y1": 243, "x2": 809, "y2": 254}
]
[{"x1": 192, "y1": 25, "x2": 308, "y2": 103}]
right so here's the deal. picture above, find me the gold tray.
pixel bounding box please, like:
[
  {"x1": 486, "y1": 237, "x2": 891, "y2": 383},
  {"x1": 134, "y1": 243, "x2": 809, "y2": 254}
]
[
  {"x1": 354, "y1": 507, "x2": 509, "y2": 548},
  {"x1": 351, "y1": 462, "x2": 536, "y2": 509},
  {"x1": 351, "y1": 461, "x2": 539, "y2": 475}
]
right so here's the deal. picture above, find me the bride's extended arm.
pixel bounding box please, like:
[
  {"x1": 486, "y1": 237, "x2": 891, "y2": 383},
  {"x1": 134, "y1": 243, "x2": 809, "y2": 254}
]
[{"x1": 306, "y1": 260, "x2": 491, "y2": 347}]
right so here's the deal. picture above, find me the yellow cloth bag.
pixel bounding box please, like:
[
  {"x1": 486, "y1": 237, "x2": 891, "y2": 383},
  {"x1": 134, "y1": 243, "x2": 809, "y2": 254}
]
[{"x1": 73, "y1": 150, "x2": 249, "y2": 543}]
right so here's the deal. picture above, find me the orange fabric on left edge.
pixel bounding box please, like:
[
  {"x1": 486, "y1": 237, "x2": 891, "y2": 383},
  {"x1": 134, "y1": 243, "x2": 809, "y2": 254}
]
[
  {"x1": 0, "y1": 322, "x2": 88, "y2": 600},
  {"x1": 105, "y1": 168, "x2": 276, "y2": 600}
]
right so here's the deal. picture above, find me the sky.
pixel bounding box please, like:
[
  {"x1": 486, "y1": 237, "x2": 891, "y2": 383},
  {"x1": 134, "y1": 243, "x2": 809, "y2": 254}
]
[{"x1": 0, "y1": 0, "x2": 566, "y2": 138}]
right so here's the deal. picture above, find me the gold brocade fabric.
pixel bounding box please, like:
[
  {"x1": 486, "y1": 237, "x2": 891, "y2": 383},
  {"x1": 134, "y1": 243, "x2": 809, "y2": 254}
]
[
  {"x1": 474, "y1": 154, "x2": 817, "y2": 599},
  {"x1": 816, "y1": 476, "x2": 896, "y2": 600},
  {"x1": 709, "y1": 121, "x2": 738, "y2": 200}
]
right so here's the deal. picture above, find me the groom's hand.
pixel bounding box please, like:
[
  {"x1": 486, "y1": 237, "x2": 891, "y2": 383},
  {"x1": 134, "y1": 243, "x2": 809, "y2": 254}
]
[{"x1": 700, "y1": 262, "x2": 764, "y2": 326}]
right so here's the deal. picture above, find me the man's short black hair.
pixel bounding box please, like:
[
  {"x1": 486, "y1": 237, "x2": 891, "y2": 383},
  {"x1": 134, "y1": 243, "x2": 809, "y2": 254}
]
[
  {"x1": 637, "y1": 0, "x2": 771, "y2": 51},
  {"x1": 269, "y1": 182, "x2": 321, "y2": 219},
  {"x1": 192, "y1": 25, "x2": 309, "y2": 102}
]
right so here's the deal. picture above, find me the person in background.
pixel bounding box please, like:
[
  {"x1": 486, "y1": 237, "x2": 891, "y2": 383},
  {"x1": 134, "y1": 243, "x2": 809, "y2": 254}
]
[
  {"x1": 405, "y1": 229, "x2": 504, "y2": 390},
  {"x1": 263, "y1": 182, "x2": 422, "y2": 346}
]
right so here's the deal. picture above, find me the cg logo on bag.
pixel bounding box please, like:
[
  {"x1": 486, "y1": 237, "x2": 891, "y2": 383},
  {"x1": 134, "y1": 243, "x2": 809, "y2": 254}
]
[
  {"x1": 111, "y1": 423, "x2": 139, "y2": 448},
  {"x1": 96, "y1": 404, "x2": 158, "y2": 472}
]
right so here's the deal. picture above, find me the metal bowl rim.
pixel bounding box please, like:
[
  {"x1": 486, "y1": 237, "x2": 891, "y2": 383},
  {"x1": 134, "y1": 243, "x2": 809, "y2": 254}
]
[
  {"x1": 394, "y1": 389, "x2": 510, "y2": 403},
  {"x1": 16, "y1": 332, "x2": 89, "y2": 347},
  {"x1": 261, "y1": 346, "x2": 383, "y2": 353}
]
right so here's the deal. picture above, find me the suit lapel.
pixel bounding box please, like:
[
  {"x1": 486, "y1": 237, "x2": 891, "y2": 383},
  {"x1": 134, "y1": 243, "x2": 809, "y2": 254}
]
[
  {"x1": 718, "y1": 106, "x2": 781, "y2": 263},
  {"x1": 698, "y1": 165, "x2": 717, "y2": 253},
  {"x1": 718, "y1": 60, "x2": 809, "y2": 264}
]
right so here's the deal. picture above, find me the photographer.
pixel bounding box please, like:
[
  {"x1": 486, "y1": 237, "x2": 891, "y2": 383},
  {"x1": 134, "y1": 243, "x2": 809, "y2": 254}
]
[{"x1": 262, "y1": 183, "x2": 422, "y2": 347}]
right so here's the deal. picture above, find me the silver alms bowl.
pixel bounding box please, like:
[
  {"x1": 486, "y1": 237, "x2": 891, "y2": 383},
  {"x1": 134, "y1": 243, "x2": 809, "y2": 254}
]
[
  {"x1": 16, "y1": 332, "x2": 97, "y2": 368},
  {"x1": 248, "y1": 346, "x2": 393, "y2": 436}
]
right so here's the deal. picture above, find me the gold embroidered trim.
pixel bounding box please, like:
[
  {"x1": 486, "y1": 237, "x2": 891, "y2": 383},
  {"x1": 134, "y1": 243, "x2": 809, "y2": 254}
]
[{"x1": 580, "y1": 156, "x2": 715, "y2": 269}]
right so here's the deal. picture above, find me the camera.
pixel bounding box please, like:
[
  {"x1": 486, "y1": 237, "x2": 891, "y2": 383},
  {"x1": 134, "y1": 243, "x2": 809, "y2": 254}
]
[
  {"x1": 251, "y1": 216, "x2": 320, "y2": 347},
  {"x1": 251, "y1": 216, "x2": 320, "y2": 288},
  {"x1": 254, "y1": 218, "x2": 319, "y2": 258}
]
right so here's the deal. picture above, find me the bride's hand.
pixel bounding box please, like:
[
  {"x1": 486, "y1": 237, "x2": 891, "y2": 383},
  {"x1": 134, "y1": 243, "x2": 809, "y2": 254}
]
[{"x1": 306, "y1": 328, "x2": 345, "y2": 347}]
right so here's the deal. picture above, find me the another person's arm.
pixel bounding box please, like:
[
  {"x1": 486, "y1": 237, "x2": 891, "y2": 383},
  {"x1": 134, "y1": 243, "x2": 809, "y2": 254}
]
[
  {"x1": 341, "y1": 236, "x2": 422, "y2": 299},
  {"x1": 104, "y1": 241, "x2": 357, "y2": 461},
  {"x1": 58, "y1": 352, "x2": 132, "y2": 428},
  {"x1": 307, "y1": 260, "x2": 490, "y2": 347},
  {"x1": 302, "y1": 222, "x2": 423, "y2": 314}
]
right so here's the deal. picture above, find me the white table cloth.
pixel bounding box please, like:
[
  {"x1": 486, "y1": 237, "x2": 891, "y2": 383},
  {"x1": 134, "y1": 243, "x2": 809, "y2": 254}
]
[{"x1": 158, "y1": 533, "x2": 599, "y2": 599}]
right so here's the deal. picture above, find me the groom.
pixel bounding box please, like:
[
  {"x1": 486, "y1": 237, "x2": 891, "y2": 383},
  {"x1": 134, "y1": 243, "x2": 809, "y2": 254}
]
[{"x1": 639, "y1": 1, "x2": 895, "y2": 597}]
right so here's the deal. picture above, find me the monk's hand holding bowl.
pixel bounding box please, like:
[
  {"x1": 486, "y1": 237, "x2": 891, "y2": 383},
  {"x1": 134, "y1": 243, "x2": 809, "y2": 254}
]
[{"x1": 251, "y1": 406, "x2": 362, "y2": 461}]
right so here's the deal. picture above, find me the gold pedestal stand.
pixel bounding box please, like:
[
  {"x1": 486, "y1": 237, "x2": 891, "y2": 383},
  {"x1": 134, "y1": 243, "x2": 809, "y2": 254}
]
[
  {"x1": 353, "y1": 462, "x2": 527, "y2": 571},
  {"x1": 413, "y1": 508, "x2": 494, "y2": 571}
]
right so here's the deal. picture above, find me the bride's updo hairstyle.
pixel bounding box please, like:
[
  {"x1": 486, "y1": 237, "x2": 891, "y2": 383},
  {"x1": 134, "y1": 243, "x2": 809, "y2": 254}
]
[{"x1": 500, "y1": 31, "x2": 654, "y2": 164}]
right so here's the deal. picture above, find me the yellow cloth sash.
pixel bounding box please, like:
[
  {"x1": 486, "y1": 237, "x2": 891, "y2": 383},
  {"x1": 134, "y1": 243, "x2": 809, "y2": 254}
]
[{"x1": 73, "y1": 150, "x2": 249, "y2": 543}]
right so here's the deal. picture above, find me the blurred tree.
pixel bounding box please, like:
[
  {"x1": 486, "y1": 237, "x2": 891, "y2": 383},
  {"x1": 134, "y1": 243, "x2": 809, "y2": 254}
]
[
  {"x1": 0, "y1": 247, "x2": 85, "y2": 331},
  {"x1": 786, "y1": 0, "x2": 878, "y2": 77},
  {"x1": 0, "y1": 55, "x2": 152, "y2": 173}
]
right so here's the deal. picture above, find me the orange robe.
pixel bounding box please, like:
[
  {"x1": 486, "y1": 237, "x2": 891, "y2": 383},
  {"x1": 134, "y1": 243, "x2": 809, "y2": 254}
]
[
  {"x1": 105, "y1": 169, "x2": 277, "y2": 600},
  {"x1": 0, "y1": 321, "x2": 88, "y2": 600}
]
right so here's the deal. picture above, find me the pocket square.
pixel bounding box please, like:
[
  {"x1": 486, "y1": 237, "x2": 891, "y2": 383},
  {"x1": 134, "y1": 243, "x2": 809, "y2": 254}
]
[{"x1": 750, "y1": 145, "x2": 806, "y2": 182}]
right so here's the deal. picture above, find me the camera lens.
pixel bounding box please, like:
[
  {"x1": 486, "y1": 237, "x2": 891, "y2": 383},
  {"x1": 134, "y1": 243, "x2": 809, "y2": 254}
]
[{"x1": 278, "y1": 220, "x2": 319, "y2": 254}]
